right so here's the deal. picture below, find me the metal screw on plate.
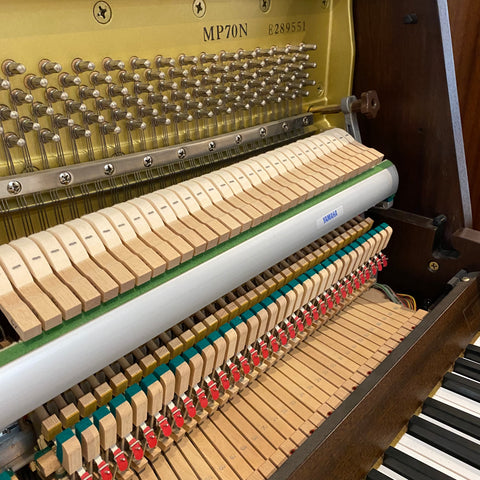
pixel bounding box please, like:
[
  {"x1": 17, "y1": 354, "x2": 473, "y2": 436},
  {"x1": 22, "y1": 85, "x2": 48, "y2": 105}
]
[
  {"x1": 104, "y1": 163, "x2": 115, "y2": 175},
  {"x1": 235, "y1": 134, "x2": 242, "y2": 144},
  {"x1": 428, "y1": 261, "x2": 439, "y2": 272},
  {"x1": 208, "y1": 141, "x2": 216, "y2": 151},
  {"x1": 282, "y1": 122, "x2": 289, "y2": 132},
  {"x1": 7, "y1": 180, "x2": 21, "y2": 195},
  {"x1": 302, "y1": 116, "x2": 310, "y2": 126},
  {"x1": 59, "y1": 171, "x2": 72, "y2": 185},
  {"x1": 320, "y1": 0, "x2": 330, "y2": 9},
  {"x1": 192, "y1": 0, "x2": 206, "y2": 18},
  {"x1": 178, "y1": 147, "x2": 186, "y2": 159},
  {"x1": 462, "y1": 276, "x2": 471, "y2": 282},
  {"x1": 259, "y1": 127, "x2": 267, "y2": 138},
  {"x1": 259, "y1": 0, "x2": 271, "y2": 13},
  {"x1": 143, "y1": 155, "x2": 153, "y2": 167},
  {"x1": 93, "y1": 1, "x2": 112, "y2": 24}
]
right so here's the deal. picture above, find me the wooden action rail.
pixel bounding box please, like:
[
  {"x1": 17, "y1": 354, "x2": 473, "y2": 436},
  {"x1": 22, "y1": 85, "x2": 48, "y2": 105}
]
[
  {"x1": 32, "y1": 222, "x2": 394, "y2": 480},
  {"x1": 0, "y1": 128, "x2": 384, "y2": 342},
  {"x1": 31, "y1": 217, "x2": 372, "y2": 436}
]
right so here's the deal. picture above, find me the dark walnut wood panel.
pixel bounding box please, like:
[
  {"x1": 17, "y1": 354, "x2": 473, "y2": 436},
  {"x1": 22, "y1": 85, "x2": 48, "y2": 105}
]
[
  {"x1": 448, "y1": 0, "x2": 480, "y2": 230},
  {"x1": 352, "y1": 0, "x2": 466, "y2": 238},
  {"x1": 271, "y1": 274, "x2": 480, "y2": 480}
]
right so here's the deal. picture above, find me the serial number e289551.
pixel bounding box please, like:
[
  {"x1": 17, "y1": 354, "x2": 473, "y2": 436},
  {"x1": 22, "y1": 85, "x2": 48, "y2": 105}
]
[{"x1": 268, "y1": 21, "x2": 306, "y2": 35}]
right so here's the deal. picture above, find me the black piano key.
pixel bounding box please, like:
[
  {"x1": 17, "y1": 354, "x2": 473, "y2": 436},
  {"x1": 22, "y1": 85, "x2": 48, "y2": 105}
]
[
  {"x1": 366, "y1": 469, "x2": 394, "y2": 480},
  {"x1": 408, "y1": 415, "x2": 480, "y2": 470},
  {"x1": 454, "y1": 357, "x2": 480, "y2": 382},
  {"x1": 383, "y1": 446, "x2": 455, "y2": 480},
  {"x1": 423, "y1": 397, "x2": 480, "y2": 440},
  {"x1": 465, "y1": 344, "x2": 480, "y2": 364},
  {"x1": 442, "y1": 371, "x2": 480, "y2": 403}
]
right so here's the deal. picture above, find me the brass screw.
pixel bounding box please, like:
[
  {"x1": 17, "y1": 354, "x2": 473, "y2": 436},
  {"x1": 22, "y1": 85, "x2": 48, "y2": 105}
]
[{"x1": 428, "y1": 261, "x2": 439, "y2": 272}]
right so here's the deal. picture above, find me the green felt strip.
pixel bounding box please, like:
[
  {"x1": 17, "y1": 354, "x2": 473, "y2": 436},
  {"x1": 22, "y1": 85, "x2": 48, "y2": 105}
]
[{"x1": 0, "y1": 160, "x2": 393, "y2": 368}]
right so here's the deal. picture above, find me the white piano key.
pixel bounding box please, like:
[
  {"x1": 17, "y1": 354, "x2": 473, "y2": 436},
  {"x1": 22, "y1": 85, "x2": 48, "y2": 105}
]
[
  {"x1": 397, "y1": 433, "x2": 480, "y2": 480},
  {"x1": 473, "y1": 338, "x2": 480, "y2": 347},
  {"x1": 377, "y1": 465, "x2": 408, "y2": 480},
  {"x1": 434, "y1": 387, "x2": 480, "y2": 417},
  {"x1": 418, "y1": 412, "x2": 480, "y2": 444}
]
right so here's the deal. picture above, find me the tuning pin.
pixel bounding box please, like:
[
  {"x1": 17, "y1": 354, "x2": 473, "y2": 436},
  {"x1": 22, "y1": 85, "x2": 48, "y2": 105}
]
[
  {"x1": 184, "y1": 100, "x2": 202, "y2": 110},
  {"x1": 152, "y1": 116, "x2": 171, "y2": 126},
  {"x1": 223, "y1": 93, "x2": 241, "y2": 103},
  {"x1": 237, "y1": 49, "x2": 256, "y2": 59},
  {"x1": 190, "y1": 65, "x2": 210, "y2": 76},
  {"x1": 168, "y1": 67, "x2": 188, "y2": 79},
  {"x1": 59, "y1": 73, "x2": 81, "y2": 87},
  {"x1": 40, "y1": 128, "x2": 61, "y2": 143},
  {"x1": 211, "y1": 85, "x2": 230, "y2": 95},
  {"x1": 20, "y1": 116, "x2": 41, "y2": 133},
  {"x1": 172, "y1": 112, "x2": 193, "y2": 122},
  {"x1": 199, "y1": 53, "x2": 219, "y2": 64},
  {"x1": 200, "y1": 76, "x2": 220, "y2": 86},
  {"x1": 112, "y1": 109, "x2": 133, "y2": 121},
  {"x1": 3, "y1": 60, "x2": 26, "y2": 76},
  {"x1": 239, "y1": 71, "x2": 257, "y2": 80},
  {"x1": 138, "y1": 106, "x2": 158, "y2": 117},
  {"x1": 90, "y1": 72, "x2": 113, "y2": 85},
  {"x1": 213, "y1": 105, "x2": 232, "y2": 115},
  {"x1": 32, "y1": 102, "x2": 54, "y2": 117},
  {"x1": 0, "y1": 105, "x2": 18, "y2": 120},
  {"x1": 101, "y1": 122, "x2": 121, "y2": 134},
  {"x1": 230, "y1": 82, "x2": 248, "y2": 93},
  {"x1": 65, "y1": 100, "x2": 87, "y2": 113},
  {"x1": 72, "y1": 58, "x2": 95, "y2": 74},
  {"x1": 123, "y1": 95, "x2": 144, "y2": 107},
  {"x1": 300, "y1": 43, "x2": 317, "y2": 52},
  {"x1": 193, "y1": 109, "x2": 213, "y2": 119},
  {"x1": 79, "y1": 86, "x2": 100, "y2": 99},
  {"x1": 0, "y1": 78, "x2": 10, "y2": 89},
  {"x1": 255, "y1": 47, "x2": 273, "y2": 57},
  {"x1": 220, "y1": 73, "x2": 239, "y2": 83},
  {"x1": 39, "y1": 59, "x2": 62, "y2": 75},
  {"x1": 178, "y1": 54, "x2": 198, "y2": 66},
  {"x1": 46, "y1": 87, "x2": 69, "y2": 102},
  {"x1": 96, "y1": 98, "x2": 117, "y2": 110},
  {"x1": 192, "y1": 87, "x2": 211, "y2": 97},
  {"x1": 119, "y1": 71, "x2": 140, "y2": 83},
  {"x1": 229, "y1": 61, "x2": 248, "y2": 72},
  {"x1": 233, "y1": 102, "x2": 250, "y2": 111},
  {"x1": 171, "y1": 91, "x2": 191, "y2": 102},
  {"x1": 301, "y1": 79, "x2": 316, "y2": 86},
  {"x1": 219, "y1": 51, "x2": 238, "y2": 62},
  {"x1": 301, "y1": 61, "x2": 317, "y2": 69},
  {"x1": 72, "y1": 125, "x2": 92, "y2": 138},
  {"x1": 107, "y1": 85, "x2": 129, "y2": 97},
  {"x1": 103, "y1": 58, "x2": 126, "y2": 71},
  {"x1": 4, "y1": 132, "x2": 26, "y2": 148},
  {"x1": 161, "y1": 104, "x2": 181, "y2": 113},
  {"x1": 134, "y1": 82, "x2": 154, "y2": 94},
  {"x1": 181, "y1": 78, "x2": 201, "y2": 88},
  {"x1": 11, "y1": 89, "x2": 34, "y2": 105},
  {"x1": 286, "y1": 44, "x2": 302, "y2": 53},
  {"x1": 158, "y1": 81, "x2": 178, "y2": 92},
  {"x1": 53, "y1": 114, "x2": 74, "y2": 128},
  {"x1": 292, "y1": 53, "x2": 310, "y2": 62},
  {"x1": 130, "y1": 57, "x2": 151, "y2": 69},
  {"x1": 209, "y1": 64, "x2": 229, "y2": 74},
  {"x1": 203, "y1": 97, "x2": 222, "y2": 107},
  {"x1": 248, "y1": 79, "x2": 266, "y2": 89},
  {"x1": 85, "y1": 111, "x2": 105, "y2": 124},
  {"x1": 145, "y1": 69, "x2": 166, "y2": 81},
  {"x1": 126, "y1": 119, "x2": 147, "y2": 130},
  {"x1": 155, "y1": 56, "x2": 175, "y2": 68},
  {"x1": 25, "y1": 75, "x2": 48, "y2": 90},
  {"x1": 148, "y1": 93, "x2": 168, "y2": 105}
]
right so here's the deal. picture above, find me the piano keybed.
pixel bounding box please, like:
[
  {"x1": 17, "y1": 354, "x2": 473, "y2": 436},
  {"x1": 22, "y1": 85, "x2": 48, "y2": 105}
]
[
  {"x1": 20, "y1": 216, "x2": 424, "y2": 480},
  {"x1": 368, "y1": 337, "x2": 480, "y2": 480},
  {"x1": 0, "y1": 128, "x2": 383, "y2": 344}
]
